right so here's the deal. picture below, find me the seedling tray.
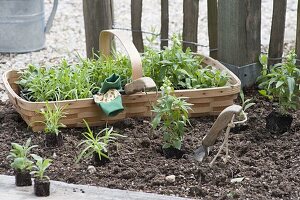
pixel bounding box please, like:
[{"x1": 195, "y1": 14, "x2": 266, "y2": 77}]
[{"x1": 3, "y1": 30, "x2": 241, "y2": 132}]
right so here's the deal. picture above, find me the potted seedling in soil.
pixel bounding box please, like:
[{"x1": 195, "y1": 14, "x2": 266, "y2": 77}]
[
  {"x1": 37, "y1": 102, "x2": 67, "y2": 147},
  {"x1": 257, "y1": 51, "x2": 300, "y2": 133},
  {"x1": 7, "y1": 138, "x2": 38, "y2": 186},
  {"x1": 31, "y1": 154, "x2": 52, "y2": 197},
  {"x1": 151, "y1": 79, "x2": 192, "y2": 159},
  {"x1": 76, "y1": 120, "x2": 123, "y2": 166}
]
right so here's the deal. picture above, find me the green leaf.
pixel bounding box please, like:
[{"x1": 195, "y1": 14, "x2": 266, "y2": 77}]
[
  {"x1": 176, "y1": 69, "x2": 190, "y2": 77},
  {"x1": 151, "y1": 115, "x2": 161, "y2": 129},
  {"x1": 173, "y1": 140, "x2": 182, "y2": 150},
  {"x1": 275, "y1": 81, "x2": 284, "y2": 88},
  {"x1": 258, "y1": 90, "x2": 267, "y2": 96},
  {"x1": 287, "y1": 77, "x2": 295, "y2": 98},
  {"x1": 31, "y1": 154, "x2": 42, "y2": 162},
  {"x1": 243, "y1": 98, "x2": 252, "y2": 105},
  {"x1": 240, "y1": 90, "x2": 245, "y2": 103},
  {"x1": 244, "y1": 102, "x2": 256, "y2": 112},
  {"x1": 259, "y1": 54, "x2": 268, "y2": 65}
]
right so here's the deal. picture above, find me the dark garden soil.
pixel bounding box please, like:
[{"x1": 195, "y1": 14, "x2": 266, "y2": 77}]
[{"x1": 0, "y1": 88, "x2": 300, "y2": 199}]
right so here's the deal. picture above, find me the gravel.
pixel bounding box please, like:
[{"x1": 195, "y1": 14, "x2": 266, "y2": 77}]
[{"x1": 0, "y1": 0, "x2": 298, "y2": 101}]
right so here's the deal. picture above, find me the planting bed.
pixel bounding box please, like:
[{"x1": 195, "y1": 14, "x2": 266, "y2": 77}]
[{"x1": 0, "y1": 88, "x2": 299, "y2": 199}]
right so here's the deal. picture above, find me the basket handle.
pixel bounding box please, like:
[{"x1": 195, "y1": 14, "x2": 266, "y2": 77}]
[{"x1": 99, "y1": 30, "x2": 143, "y2": 81}]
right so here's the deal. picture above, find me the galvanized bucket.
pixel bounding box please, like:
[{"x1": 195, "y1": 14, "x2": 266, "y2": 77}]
[{"x1": 0, "y1": 0, "x2": 58, "y2": 53}]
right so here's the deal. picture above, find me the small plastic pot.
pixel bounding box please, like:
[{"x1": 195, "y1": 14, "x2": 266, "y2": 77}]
[
  {"x1": 93, "y1": 152, "x2": 110, "y2": 166},
  {"x1": 162, "y1": 147, "x2": 184, "y2": 159},
  {"x1": 15, "y1": 170, "x2": 32, "y2": 186},
  {"x1": 266, "y1": 110, "x2": 293, "y2": 134},
  {"x1": 45, "y1": 133, "x2": 63, "y2": 147},
  {"x1": 34, "y1": 178, "x2": 50, "y2": 197}
]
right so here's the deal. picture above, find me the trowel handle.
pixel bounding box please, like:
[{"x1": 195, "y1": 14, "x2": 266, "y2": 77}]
[{"x1": 45, "y1": 0, "x2": 58, "y2": 33}]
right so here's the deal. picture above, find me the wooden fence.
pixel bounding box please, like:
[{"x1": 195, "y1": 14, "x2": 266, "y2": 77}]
[{"x1": 83, "y1": 0, "x2": 300, "y2": 87}]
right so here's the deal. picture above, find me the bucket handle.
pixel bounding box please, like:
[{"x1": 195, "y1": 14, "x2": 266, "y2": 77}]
[{"x1": 45, "y1": 0, "x2": 58, "y2": 33}]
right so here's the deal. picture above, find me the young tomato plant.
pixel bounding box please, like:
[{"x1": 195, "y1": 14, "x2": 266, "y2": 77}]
[
  {"x1": 76, "y1": 120, "x2": 123, "y2": 164},
  {"x1": 257, "y1": 51, "x2": 300, "y2": 113},
  {"x1": 257, "y1": 50, "x2": 299, "y2": 133},
  {"x1": 151, "y1": 79, "x2": 192, "y2": 150}
]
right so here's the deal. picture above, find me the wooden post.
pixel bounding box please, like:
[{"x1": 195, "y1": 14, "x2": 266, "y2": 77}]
[
  {"x1": 296, "y1": 0, "x2": 300, "y2": 65},
  {"x1": 207, "y1": 0, "x2": 218, "y2": 59},
  {"x1": 183, "y1": 0, "x2": 199, "y2": 52},
  {"x1": 83, "y1": 0, "x2": 113, "y2": 58},
  {"x1": 160, "y1": 0, "x2": 169, "y2": 49},
  {"x1": 131, "y1": 0, "x2": 144, "y2": 52},
  {"x1": 268, "y1": 0, "x2": 287, "y2": 66},
  {"x1": 218, "y1": 0, "x2": 261, "y2": 87}
]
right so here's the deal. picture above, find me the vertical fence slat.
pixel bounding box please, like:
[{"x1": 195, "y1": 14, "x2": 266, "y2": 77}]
[
  {"x1": 218, "y1": 0, "x2": 261, "y2": 87},
  {"x1": 207, "y1": 0, "x2": 218, "y2": 59},
  {"x1": 160, "y1": 0, "x2": 169, "y2": 49},
  {"x1": 131, "y1": 0, "x2": 144, "y2": 52},
  {"x1": 183, "y1": 0, "x2": 199, "y2": 52},
  {"x1": 296, "y1": 0, "x2": 300, "y2": 64},
  {"x1": 268, "y1": 0, "x2": 287, "y2": 66},
  {"x1": 83, "y1": 0, "x2": 113, "y2": 58}
]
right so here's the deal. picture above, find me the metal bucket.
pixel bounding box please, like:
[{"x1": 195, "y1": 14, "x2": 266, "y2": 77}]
[{"x1": 0, "y1": 0, "x2": 58, "y2": 53}]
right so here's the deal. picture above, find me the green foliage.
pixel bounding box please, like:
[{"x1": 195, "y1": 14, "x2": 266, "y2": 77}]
[
  {"x1": 10, "y1": 157, "x2": 34, "y2": 172},
  {"x1": 31, "y1": 154, "x2": 52, "y2": 180},
  {"x1": 37, "y1": 102, "x2": 66, "y2": 135},
  {"x1": 7, "y1": 138, "x2": 38, "y2": 172},
  {"x1": 17, "y1": 53, "x2": 131, "y2": 102},
  {"x1": 236, "y1": 90, "x2": 255, "y2": 121},
  {"x1": 151, "y1": 79, "x2": 192, "y2": 150},
  {"x1": 76, "y1": 120, "x2": 124, "y2": 163},
  {"x1": 257, "y1": 50, "x2": 300, "y2": 113},
  {"x1": 18, "y1": 37, "x2": 229, "y2": 102},
  {"x1": 143, "y1": 35, "x2": 229, "y2": 89},
  {"x1": 84, "y1": 53, "x2": 132, "y2": 89},
  {"x1": 18, "y1": 36, "x2": 229, "y2": 102}
]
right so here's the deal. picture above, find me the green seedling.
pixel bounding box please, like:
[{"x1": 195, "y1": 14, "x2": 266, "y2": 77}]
[
  {"x1": 76, "y1": 120, "x2": 124, "y2": 163},
  {"x1": 17, "y1": 53, "x2": 131, "y2": 102},
  {"x1": 151, "y1": 79, "x2": 193, "y2": 150},
  {"x1": 236, "y1": 90, "x2": 255, "y2": 121},
  {"x1": 257, "y1": 50, "x2": 300, "y2": 113},
  {"x1": 31, "y1": 154, "x2": 52, "y2": 180},
  {"x1": 37, "y1": 102, "x2": 67, "y2": 135},
  {"x1": 7, "y1": 138, "x2": 38, "y2": 172},
  {"x1": 143, "y1": 34, "x2": 229, "y2": 89}
]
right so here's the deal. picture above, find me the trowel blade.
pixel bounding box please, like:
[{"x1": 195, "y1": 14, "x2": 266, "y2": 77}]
[{"x1": 193, "y1": 145, "x2": 209, "y2": 162}]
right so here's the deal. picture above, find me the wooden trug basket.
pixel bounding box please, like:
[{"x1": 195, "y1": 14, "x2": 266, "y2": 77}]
[{"x1": 2, "y1": 30, "x2": 241, "y2": 132}]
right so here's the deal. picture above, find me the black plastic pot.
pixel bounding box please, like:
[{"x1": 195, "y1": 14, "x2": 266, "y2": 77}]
[
  {"x1": 231, "y1": 123, "x2": 249, "y2": 134},
  {"x1": 15, "y1": 170, "x2": 32, "y2": 186},
  {"x1": 93, "y1": 152, "x2": 110, "y2": 166},
  {"x1": 45, "y1": 133, "x2": 63, "y2": 147},
  {"x1": 162, "y1": 147, "x2": 184, "y2": 159},
  {"x1": 266, "y1": 110, "x2": 293, "y2": 134},
  {"x1": 34, "y1": 179, "x2": 50, "y2": 197}
]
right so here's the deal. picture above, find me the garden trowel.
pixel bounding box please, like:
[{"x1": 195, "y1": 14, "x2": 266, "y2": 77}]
[
  {"x1": 193, "y1": 104, "x2": 242, "y2": 162},
  {"x1": 124, "y1": 77, "x2": 157, "y2": 95}
]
